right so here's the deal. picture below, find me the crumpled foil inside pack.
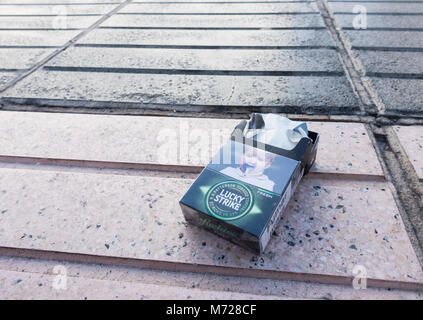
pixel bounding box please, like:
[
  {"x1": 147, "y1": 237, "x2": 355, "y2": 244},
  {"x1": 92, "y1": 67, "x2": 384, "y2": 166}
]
[{"x1": 243, "y1": 113, "x2": 310, "y2": 151}]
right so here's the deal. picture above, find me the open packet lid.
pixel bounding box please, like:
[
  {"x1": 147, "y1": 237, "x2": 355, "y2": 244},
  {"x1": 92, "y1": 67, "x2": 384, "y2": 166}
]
[{"x1": 230, "y1": 113, "x2": 319, "y2": 174}]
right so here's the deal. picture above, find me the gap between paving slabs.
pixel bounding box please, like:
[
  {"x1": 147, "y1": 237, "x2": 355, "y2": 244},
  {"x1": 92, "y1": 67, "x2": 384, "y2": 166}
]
[
  {"x1": 314, "y1": 0, "x2": 423, "y2": 267},
  {"x1": 370, "y1": 125, "x2": 423, "y2": 266}
]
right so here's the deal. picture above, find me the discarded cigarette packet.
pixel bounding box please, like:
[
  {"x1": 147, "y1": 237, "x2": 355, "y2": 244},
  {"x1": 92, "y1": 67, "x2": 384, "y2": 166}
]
[{"x1": 179, "y1": 114, "x2": 319, "y2": 254}]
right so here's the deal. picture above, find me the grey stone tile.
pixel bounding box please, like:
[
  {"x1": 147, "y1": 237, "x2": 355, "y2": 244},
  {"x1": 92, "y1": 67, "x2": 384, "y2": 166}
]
[
  {"x1": 0, "y1": 49, "x2": 52, "y2": 69},
  {"x1": 47, "y1": 47, "x2": 344, "y2": 72},
  {"x1": 330, "y1": 2, "x2": 423, "y2": 13},
  {"x1": 78, "y1": 29, "x2": 334, "y2": 46},
  {"x1": 119, "y1": 2, "x2": 319, "y2": 13},
  {"x1": 101, "y1": 13, "x2": 325, "y2": 28},
  {"x1": 0, "y1": 4, "x2": 117, "y2": 15},
  {"x1": 336, "y1": 14, "x2": 423, "y2": 29},
  {"x1": 0, "y1": 30, "x2": 81, "y2": 46},
  {"x1": 0, "y1": 72, "x2": 16, "y2": 87},
  {"x1": 0, "y1": 16, "x2": 100, "y2": 29},
  {"x1": 2, "y1": 70, "x2": 359, "y2": 112},
  {"x1": 367, "y1": 78, "x2": 423, "y2": 114},
  {"x1": 356, "y1": 50, "x2": 423, "y2": 74},
  {"x1": 344, "y1": 30, "x2": 423, "y2": 48}
]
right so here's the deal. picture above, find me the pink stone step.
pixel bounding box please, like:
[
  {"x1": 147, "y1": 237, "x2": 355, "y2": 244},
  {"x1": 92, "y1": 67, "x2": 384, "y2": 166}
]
[
  {"x1": 1, "y1": 255, "x2": 421, "y2": 300},
  {"x1": 0, "y1": 167, "x2": 420, "y2": 286},
  {"x1": 0, "y1": 111, "x2": 383, "y2": 177},
  {"x1": 0, "y1": 269, "x2": 291, "y2": 300}
]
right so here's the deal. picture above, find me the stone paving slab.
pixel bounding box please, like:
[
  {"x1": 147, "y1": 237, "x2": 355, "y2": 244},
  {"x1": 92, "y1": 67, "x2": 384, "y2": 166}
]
[
  {"x1": 101, "y1": 13, "x2": 325, "y2": 28},
  {"x1": 0, "y1": 0, "x2": 122, "y2": 3},
  {"x1": 356, "y1": 51, "x2": 423, "y2": 74},
  {"x1": 333, "y1": 9, "x2": 423, "y2": 116},
  {"x1": 119, "y1": 2, "x2": 318, "y2": 13},
  {"x1": 46, "y1": 47, "x2": 343, "y2": 72},
  {"x1": 0, "y1": 30, "x2": 81, "y2": 46},
  {"x1": 335, "y1": 15, "x2": 423, "y2": 29},
  {"x1": 1, "y1": 71, "x2": 359, "y2": 112},
  {"x1": 127, "y1": 0, "x2": 316, "y2": 2},
  {"x1": 366, "y1": 78, "x2": 423, "y2": 114},
  {"x1": 394, "y1": 126, "x2": 423, "y2": 180},
  {"x1": 0, "y1": 269, "x2": 290, "y2": 300},
  {"x1": 0, "y1": 168, "x2": 420, "y2": 283},
  {"x1": 345, "y1": 30, "x2": 423, "y2": 48},
  {"x1": 0, "y1": 49, "x2": 52, "y2": 89},
  {"x1": 79, "y1": 29, "x2": 334, "y2": 46},
  {"x1": 328, "y1": 0, "x2": 422, "y2": 2},
  {"x1": 0, "y1": 112, "x2": 383, "y2": 176},
  {"x1": 0, "y1": 4, "x2": 117, "y2": 15},
  {"x1": 0, "y1": 16, "x2": 100, "y2": 29},
  {"x1": 0, "y1": 49, "x2": 51, "y2": 69},
  {"x1": 0, "y1": 72, "x2": 15, "y2": 87},
  {"x1": 1, "y1": 255, "x2": 421, "y2": 300},
  {"x1": 330, "y1": 2, "x2": 423, "y2": 13}
]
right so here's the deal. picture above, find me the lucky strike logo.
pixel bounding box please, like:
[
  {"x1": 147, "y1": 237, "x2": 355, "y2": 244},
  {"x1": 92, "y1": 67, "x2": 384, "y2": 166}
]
[{"x1": 205, "y1": 181, "x2": 253, "y2": 220}]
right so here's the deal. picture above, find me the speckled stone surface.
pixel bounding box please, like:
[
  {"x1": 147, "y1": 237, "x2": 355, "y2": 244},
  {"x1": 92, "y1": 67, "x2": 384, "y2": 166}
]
[
  {"x1": 0, "y1": 16, "x2": 100, "y2": 29},
  {"x1": 394, "y1": 126, "x2": 423, "y2": 180},
  {"x1": 330, "y1": 2, "x2": 423, "y2": 14},
  {"x1": 0, "y1": 4, "x2": 118, "y2": 15},
  {"x1": 46, "y1": 47, "x2": 343, "y2": 72},
  {"x1": 0, "y1": 30, "x2": 81, "y2": 46},
  {"x1": 102, "y1": 14, "x2": 326, "y2": 29},
  {"x1": 0, "y1": 49, "x2": 52, "y2": 70},
  {"x1": 307, "y1": 122, "x2": 382, "y2": 176},
  {"x1": 0, "y1": 112, "x2": 383, "y2": 176},
  {"x1": 119, "y1": 2, "x2": 319, "y2": 13},
  {"x1": 0, "y1": 269, "x2": 289, "y2": 300},
  {"x1": 0, "y1": 73, "x2": 16, "y2": 88},
  {"x1": 1, "y1": 255, "x2": 421, "y2": 300},
  {"x1": 78, "y1": 29, "x2": 334, "y2": 47},
  {"x1": 2, "y1": 71, "x2": 359, "y2": 112},
  {"x1": 0, "y1": 168, "x2": 420, "y2": 282}
]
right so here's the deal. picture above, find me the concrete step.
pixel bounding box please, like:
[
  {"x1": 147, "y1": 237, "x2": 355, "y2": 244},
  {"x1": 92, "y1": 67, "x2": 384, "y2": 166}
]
[
  {"x1": 331, "y1": 2, "x2": 423, "y2": 13},
  {"x1": 0, "y1": 4, "x2": 118, "y2": 15},
  {"x1": 101, "y1": 13, "x2": 325, "y2": 28},
  {"x1": 45, "y1": 47, "x2": 343, "y2": 72},
  {"x1": 0, "y1": 30, "x2": 81, "y2": 46},
  {"x1": 0, "y1": 49, "x2": 51, "y2": 69},
  {"x1": 119, "y1": 2, "x2": 319, "y2": 13},
  {"x1": 0, "y1": 0, "x2": 123, "y2": 3},
  {"x1": 0, "y1": 16, "x2": 99, "y2": 29},
  {"x1": 356, "y1": 51, "x2": 423, "y2": 74},
  {"x1": 364, "y1": 78, "x2": 423, "y2": 115},
  {"x1": 1, "y1": 71, "x2": 359, "y2": 113},
  {"x1": 78, "y1": 29, "x2": 334, "y2": 46},
  {"x1": 336, "y1": 14, "x2": 423, "y2": 29}
]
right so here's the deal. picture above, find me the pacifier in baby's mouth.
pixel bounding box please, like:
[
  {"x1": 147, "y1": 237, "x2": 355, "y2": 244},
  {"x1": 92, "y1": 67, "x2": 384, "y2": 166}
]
[{"x1": 240, "y1": 163, "x2": 255, "y2": 175}]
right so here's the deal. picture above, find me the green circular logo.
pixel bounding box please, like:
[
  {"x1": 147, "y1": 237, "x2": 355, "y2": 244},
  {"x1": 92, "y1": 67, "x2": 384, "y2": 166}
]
[{"x1": 205, "y1": 181, "x2": 253, "y2": 220}]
